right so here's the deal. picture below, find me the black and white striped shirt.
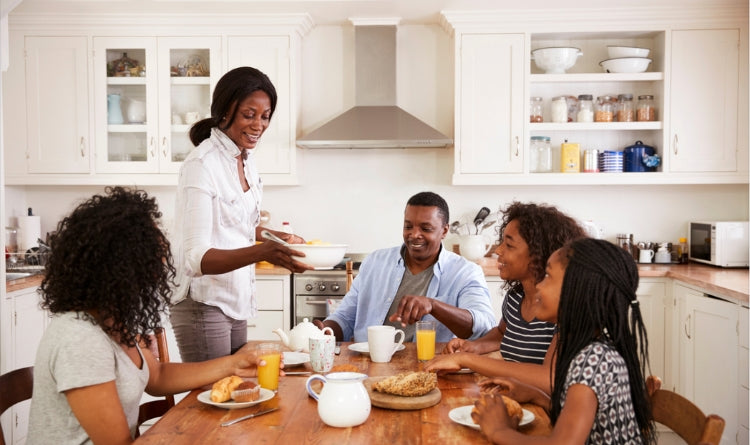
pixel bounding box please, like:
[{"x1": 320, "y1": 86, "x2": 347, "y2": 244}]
[{"x1": 499, "y1": 288, "x2": 556, "y2": 364}]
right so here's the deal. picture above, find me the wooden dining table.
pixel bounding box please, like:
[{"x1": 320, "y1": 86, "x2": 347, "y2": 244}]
[{"x1": 135, "y1": 341, "x2": 552, "y2": 444}]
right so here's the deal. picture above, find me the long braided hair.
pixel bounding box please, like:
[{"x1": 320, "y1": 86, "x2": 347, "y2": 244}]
[{"x1": 550, "y1": 238, "x2": 655, "y2": 444}]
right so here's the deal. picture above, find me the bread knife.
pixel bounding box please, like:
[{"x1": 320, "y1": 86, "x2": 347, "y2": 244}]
[{"x1": 221, "y1": 407, "x2": 279, "y2": 426}]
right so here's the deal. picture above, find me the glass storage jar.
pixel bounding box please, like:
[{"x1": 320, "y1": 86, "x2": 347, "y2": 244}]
[
  {"x1": 617, "y1": 94, "x2": 635, "y2": 122},
  {"x1": 594, "y1": 95, "x2": 615, "y2": 122},
  {"x1": 551, "y1": 96, "x2": 568, "y2": 123},
  {"x1": 637, "y1": 95, "x2": 656, "y2": 121},
  {"x1": 576, "y1": 94, "x2": 594, "y2": 122},
  {"x1": 530, "y1": 97, "x2": 544, "y2": 123},
  {"x1": 529, "y1": 136, "x2": 552, "y2": 173}
]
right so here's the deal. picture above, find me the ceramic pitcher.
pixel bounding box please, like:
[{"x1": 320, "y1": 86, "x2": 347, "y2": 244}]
[
  {"x1": 306, "y1": 372, "x2": 371, "y2": 427},
  {"x1": 107, "y1": 94, "x2": 124, "y2": 124}
]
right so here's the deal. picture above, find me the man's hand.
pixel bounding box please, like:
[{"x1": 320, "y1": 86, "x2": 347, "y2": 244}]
[{"x1": 388, "y1": 294, "x2": 432, "y2": 326}]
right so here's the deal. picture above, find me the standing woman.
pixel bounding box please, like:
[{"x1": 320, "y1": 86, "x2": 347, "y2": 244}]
[{"x1": 171, "y1": 66, "x2": 313, "y2": 362}]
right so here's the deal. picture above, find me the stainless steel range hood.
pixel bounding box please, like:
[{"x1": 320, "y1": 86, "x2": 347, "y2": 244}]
[{"x1": 296, "y1": 24, "x2": 452, "y2": 149}]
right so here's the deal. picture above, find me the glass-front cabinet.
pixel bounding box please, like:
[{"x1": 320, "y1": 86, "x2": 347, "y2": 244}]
[{"x1": 93, "y1": 36, "x2": 220, "y2": 174}]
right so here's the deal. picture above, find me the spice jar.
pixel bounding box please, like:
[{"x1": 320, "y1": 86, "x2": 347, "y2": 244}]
[
  {"x1": 550, "y1": 96, "x2": 568, "y2": 123},
  {"x1": 617, "y1": 94, "x2": 635, "y2": 122},
  {"x1": 576, "y1": 95, "x2": 594, "y2": 122},
  {"x1": 594, "y1": 95, "x2": 615, "y2": 122},
  {"x1": 637, "y1": 95, "x2": 656, "y2": 121},
  {"x1": 530, "y1": 97, "x2": 544, "y2": 123},
  {"x1": 529, "y1": 136, "x2": 552, "y2": 173}
]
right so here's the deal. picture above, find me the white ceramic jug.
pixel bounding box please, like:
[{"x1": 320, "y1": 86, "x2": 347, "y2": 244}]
[
  {"x1": 458, "y1": 235, "x2": 490, "y2": 262},
  {"x1": 107, "y1": 94, "x2": 124, "y2": 124},
  {"x1": 126, "y1": 99, "x2": 146, "y2": 123},
  {"x1": 306, "y1": 372, "x2": 371, "y2": 427}
]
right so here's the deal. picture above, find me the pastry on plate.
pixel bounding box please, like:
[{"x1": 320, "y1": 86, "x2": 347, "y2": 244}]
[
  {"x1": 472, "y1": 395, "x2": 523, "y2": 423},
  {"x1": 210, "y1": 375, "x2": 244, "y2": 403},
  {"x1": 231, "y1": 381, "x2": 261, "y2": 403},
  {"x1": 372, "y1": 371, "x2": 437, "y2": 397}
]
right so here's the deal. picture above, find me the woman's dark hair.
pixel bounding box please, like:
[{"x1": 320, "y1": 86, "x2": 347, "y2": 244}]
[
  {"x1": 189, "y1": 66, "x2": 278, "y2": 146},
  {"x1": 40, "y1": 186, "x2": 175, "y2": 348},
  {"x1": 550, "y1": 238, "x2": 655, "y2": 444},
  {"x1": 498, "y1": 201, "x2": 586, "y2": 291},
  {"x1": 406, "y1": 191, "x2": 450, "y2": 226}
]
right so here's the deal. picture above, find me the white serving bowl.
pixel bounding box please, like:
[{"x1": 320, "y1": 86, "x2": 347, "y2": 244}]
[
  {"x1": 531, "y1": 47, "x2": 583, "y2": 74},
  {"x1": 291, "y1": 244, "x2": 348, "y2": 269},
  {"x1": 607, "y1": 46, "x2": 650, "y2": 59},
  {"x1": 599, "y1": 57, "x2": 652, "y2": 73}
]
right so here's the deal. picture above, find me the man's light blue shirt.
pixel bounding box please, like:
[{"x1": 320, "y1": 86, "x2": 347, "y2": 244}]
[{"x1": 327, "y1": 245, "x2": 497, "y2": 343}]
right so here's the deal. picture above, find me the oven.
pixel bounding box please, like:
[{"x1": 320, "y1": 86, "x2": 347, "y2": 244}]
[{"x1": 292, "y1": 254, "x2": 366, "y2": 325}]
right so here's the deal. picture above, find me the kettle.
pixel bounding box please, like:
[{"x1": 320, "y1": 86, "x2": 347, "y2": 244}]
[{"x1": 273, "y1": 318, "x2": 334, "y2": 352}]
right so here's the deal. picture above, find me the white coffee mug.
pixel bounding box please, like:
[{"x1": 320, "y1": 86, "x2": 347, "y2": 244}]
[
  {"x1": 309, "y1": 335, "x2": 336, "y2": 373},
  {"x1": 367, "y1": 325, "x2": 405, "y2": 363},
  {"x1": 639, "y1": 249, "x2": 655, "y2": 263},
  {"x1": 184, "y1": 111, "x2": 200, "y2": 124}
]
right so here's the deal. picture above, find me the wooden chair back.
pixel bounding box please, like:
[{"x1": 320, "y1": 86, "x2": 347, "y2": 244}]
[
  {"x1": 646, "y1": 376, "x2": 725, "y2": 445},
  {"x1": 136, "y1": 327, "x2": 175, "y2": 437},
  {"x1": 0, "y1": 366, "x2": 34, "y2": 445},
  {"x1": 346, "y1": 260, "x2": 354, "y2": 292}
]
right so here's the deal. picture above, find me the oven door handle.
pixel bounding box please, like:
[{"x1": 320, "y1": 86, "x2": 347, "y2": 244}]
[{"x1": 304, "y1": 300, "x2": 329, "y2": 305}]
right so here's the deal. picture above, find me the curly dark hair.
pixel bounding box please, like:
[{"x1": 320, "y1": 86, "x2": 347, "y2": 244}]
[
  {"x1": 498, "y1": 201, "x2": 586, "y2": 291},
  {"x1": 551, "y1": 238, "x2": 655, "y2": 444},
  {"x1": 39, "y1": 186, "x2": 175, "y2": 348},
  {"x1": 189, "y1": 66, "x2": 278, "y2": 146}
]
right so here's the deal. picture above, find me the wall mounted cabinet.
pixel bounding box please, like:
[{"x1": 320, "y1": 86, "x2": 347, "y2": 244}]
[{"x1": 442, "y1": 7, "x2": 748, "y2": 186}]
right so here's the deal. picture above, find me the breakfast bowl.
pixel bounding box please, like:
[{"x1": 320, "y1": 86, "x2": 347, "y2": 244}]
[
  {"x1": 599, "y1": 57, "x2": 652, "y2": 73},
  {"x1": 607, "y1": 46, "x2": 650, "y2": 59},
  {"x1": 291, "y1": 243, "x2": 348, "y2": 269},
  {"x1": 530, "y1": 47, "x2": 583, "y2": 74}
]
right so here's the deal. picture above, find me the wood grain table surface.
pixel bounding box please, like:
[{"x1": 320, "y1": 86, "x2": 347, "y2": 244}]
[{"x1": 135, "y1": 341, "x2": 552, "y2": 444}]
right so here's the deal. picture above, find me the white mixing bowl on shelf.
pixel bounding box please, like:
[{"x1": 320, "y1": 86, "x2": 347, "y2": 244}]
[
  {"x1": 530, "y1": 47, "x2": 583, "y2": 74},
  {"x1": 607, "y1": 46, "x2": 650, "y2": 59},
  {"x1": 599, "y1": 57, "x2": 652, "y2": 73}
]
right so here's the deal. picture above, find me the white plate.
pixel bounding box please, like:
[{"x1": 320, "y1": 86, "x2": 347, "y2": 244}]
[
  {"x1": 197, "y1": 388, "x2": 275, "y2": 409},
  {"x1": 283, "y1": 351, "x2": 310, "y2": 366},
  {"x1": 449, "y1": 405, "x2": 534, "y2": 430},
  {"x1": 348, "y1": 342, "x2": 406, "y2": 354}
]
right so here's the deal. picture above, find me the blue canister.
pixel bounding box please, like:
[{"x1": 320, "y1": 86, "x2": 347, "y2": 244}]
[
  {"x1": 107, "y1": 94, "x2": 124, "y2": 124},
  {"x1": 624, "y1": 140, "x2": 659, "y2": 172}
]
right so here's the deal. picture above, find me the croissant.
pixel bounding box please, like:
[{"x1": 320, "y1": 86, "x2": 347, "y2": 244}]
[{"x1": 210, "y1": 375, "x2": 244, "y2": 403}]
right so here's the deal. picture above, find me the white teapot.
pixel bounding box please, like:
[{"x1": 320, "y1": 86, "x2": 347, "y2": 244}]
[
  {"x1": 273, "y1": 318, "x2": 333, "y2": 353},
  {"x1": 306, "y1": 372, "x2": 371, "y2": 427}
]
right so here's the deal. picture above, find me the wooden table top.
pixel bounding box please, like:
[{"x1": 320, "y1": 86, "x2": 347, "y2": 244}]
[{"x1": 135, "y1": 342, "x2": 551, "y2": 444}]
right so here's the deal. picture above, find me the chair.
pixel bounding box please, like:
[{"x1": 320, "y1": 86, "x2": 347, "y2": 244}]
[
  {"x1": 136, "y1": 327, "x2": 175, "y2": 437},
  {"x1": 646, "y1": 376, "x2": 725, "y2": 445},
  {"x1": 0, "y1": 366, "x2": 34, "y2": 445},
  {"x1": 345, "y1": 260, "x2": 354, "y2": 292}
]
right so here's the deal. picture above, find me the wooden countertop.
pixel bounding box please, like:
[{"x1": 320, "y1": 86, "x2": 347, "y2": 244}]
[
  {"x1": 135, "y1": 342, "x2": 552, "y2": 444},
  {"x1": 5, "y1": 273, "x2": 44, "y2": 293},
  {"x1": 477, "y1": 257, "x2": 749, "y2": 304}
]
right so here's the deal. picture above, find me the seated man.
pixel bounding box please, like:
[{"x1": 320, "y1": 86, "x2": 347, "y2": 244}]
[{"x1": 314, "y1": 191, "x2": 496, "y2": 343}]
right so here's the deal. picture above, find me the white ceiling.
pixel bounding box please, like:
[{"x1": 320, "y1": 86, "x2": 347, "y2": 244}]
[{"x1": 9, "y1": 0, "x2": 747, "y2": 25}]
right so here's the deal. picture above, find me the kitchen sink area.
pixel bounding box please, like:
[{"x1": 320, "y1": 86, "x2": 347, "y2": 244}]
[{"x1": 5, "y1": 271, "x2": 40, "y2": 281}]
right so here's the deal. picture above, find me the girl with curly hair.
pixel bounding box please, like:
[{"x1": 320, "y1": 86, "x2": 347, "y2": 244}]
[
  {"x1": 425, "y1": 201, "x2": 586, "y2": 393},
  {"x1": 471, "y1": 238, "x2": 656, "y2": 445},
  {"x1": 27, "y1": 187, "x2": 269, "y2": 444}
]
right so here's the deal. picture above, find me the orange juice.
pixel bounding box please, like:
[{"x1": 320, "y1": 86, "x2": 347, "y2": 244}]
[
  {"x1": 257, "y1": 350, "x2": 281, "y2": 391},
  {"x1": 416, "y1": 329, "x2": 436, "y2": 361}
]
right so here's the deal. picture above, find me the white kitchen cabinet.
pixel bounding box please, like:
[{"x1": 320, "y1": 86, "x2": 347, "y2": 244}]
[
  {"x1": 248, "y1": 274, "x2": 291, "y2": 341},
  {"x1": 227, "y1": 35, "x2": 299, "y2": 185},
  {"x1": 669, "y1": 29, "x2": 739, "y2": 173},
  {"x1": 24, "y1": 36, "x2": 91, "y2": 174},
  {"x1": 452, "y1": 33, "x2": 525, "y2": 183},
  {"x1": 484, "y1": 276, "x2": 506, "y2": 322},
  {"x1": 635, "y1": 278, "x2": 668, "y2": 389},
  {"x1": 93, "y1": 36, "x2": 220, "y2": 174},
  {"x1": 674, "y1": 282, "x2": 739, "y2": 445},
  {"x1": 739, "y1": 305, "x2": 749, "y2": 444},
  {"x1": 1, "y1": 285, "x2": 47, "y2": 445}
]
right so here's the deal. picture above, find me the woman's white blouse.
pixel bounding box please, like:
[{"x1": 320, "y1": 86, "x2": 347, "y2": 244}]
[{"x1": 172, "y1": 128, "x2": 262, "y2": 320}]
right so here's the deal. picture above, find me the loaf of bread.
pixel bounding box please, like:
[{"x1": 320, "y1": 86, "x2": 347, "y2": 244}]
[
  {"x1": 210, "y1": 375, "x2": 244, "y2": 403},
  {"x1": 372, "y1": 371, "x2": 437, "y2": 397},
  {"x1": 231, "y1": 381, "x2": 261, "y2": 403}
]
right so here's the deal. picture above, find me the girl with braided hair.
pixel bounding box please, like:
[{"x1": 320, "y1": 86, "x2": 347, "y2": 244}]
[{"x1": 471, "y1": 238, "x2": 656, "y2": 445}]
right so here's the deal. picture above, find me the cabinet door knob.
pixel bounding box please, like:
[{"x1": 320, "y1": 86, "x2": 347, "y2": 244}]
[
  {"x1": 673, "y1": 134, "x2": 679, "y2": 155},
  {"x1": 79, "y1": 137, "x2": 86, "y2": 157},
  {"x1": 515, "y1": 136, "x2": 519, "y2": 156},
  {"x1": 684, "y1": 313, "x2": 691, "y2": 339},
  {"x1": 161, "y1": 137, "x2": 168, "y2": 158},
  {"x1": 149, "y1": 136, "x2": 155, "y2": 158}
]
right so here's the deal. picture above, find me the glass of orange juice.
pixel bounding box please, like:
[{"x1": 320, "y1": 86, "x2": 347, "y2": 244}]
[
  {"x1": 416, "y1": 321, "x2": 436, "y2": 361},
  {"x1": 256, "y1": 343, "x2": 282, "y2": 391}
]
